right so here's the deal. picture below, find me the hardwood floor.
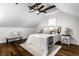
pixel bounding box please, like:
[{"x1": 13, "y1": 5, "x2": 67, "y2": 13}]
[
  {"x1": 0, "y1": 40, "x2": 79, "y2": 56},
  {"x1": 0, "y1": 44, "x2": 32, "y2": 56},
  {"x1": 0, "y1": 43, "x2": 33, "y2": 56},
  {"x1": 56, "y1": 42, "x2": 79, "y2": 56},
  {"x1": 0, "y1": 39, "x2": 33, "y2": 56}
]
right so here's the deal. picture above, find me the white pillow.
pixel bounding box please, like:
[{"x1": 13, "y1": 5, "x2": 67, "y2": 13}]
[
  {"x1": 43, "y1": 26, "x2": 58, "y2": 34},
  {"x1": 43, "y1": 28, "x2": 49, "y2": 34}
]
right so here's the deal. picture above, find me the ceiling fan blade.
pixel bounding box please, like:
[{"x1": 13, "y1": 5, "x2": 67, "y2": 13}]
[
  {"x1": 43, "y1": 5, "x2": 56, "y2": 10},
  {"x1": 35, "y1": 3, "x2": 42, "y2": 6},
  {"x1": 32, "y1": 3, "x2": 41, "y2": 8},
  {"x1": 28, "y1": 6, "x2": 33, "y2": 10},
  {"x1": 40, "y1": 10, "x2": 47, "y2": 13},
  {"x1": 36, "y1": 11, "x2": 46, "y2": 15},
  {"x1": 29, "y1": 11, "x2": 35, "y2": 13},
  {"x1": 38, "y1": 5, "x2": 44, "y2": 10},
  {"x1": 28, "y1": 3, "x2": 42, "y2": 10}
]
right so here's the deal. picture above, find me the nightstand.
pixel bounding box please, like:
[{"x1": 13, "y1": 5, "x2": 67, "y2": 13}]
[{"x1": 61, "y1": 35, "x2": 71, "y2": 45}]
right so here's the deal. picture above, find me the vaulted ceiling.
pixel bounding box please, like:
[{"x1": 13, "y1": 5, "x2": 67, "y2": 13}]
[
  {"x1": 0, "y1": 3, "x2": 79, "y2": 27},
  {"x1": 54, "y1": 3, "x2": 79, "y2": 19},
  {"x1": 0, "y1": 3, "x2": 57, "y2": 27}
]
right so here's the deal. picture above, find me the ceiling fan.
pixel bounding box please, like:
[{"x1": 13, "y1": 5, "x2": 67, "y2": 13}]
[
  {"x1": 28, "y1": 3, "x2": 56, "y2": 15},
  {"x1": 28, "y1": 3, "x2": 42, "y2": 10}
]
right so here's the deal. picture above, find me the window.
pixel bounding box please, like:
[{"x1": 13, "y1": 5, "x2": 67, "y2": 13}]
[{"x1": 48, "y1": 17, "x2": 56, "y2": 26}]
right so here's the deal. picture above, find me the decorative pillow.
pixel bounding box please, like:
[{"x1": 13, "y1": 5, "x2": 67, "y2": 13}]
[
  {"x1": 43, "y1": 28, "x2": 49, "y2": 34},
  {"x1": 43, "y1": 26, "x2": 58, "y2": 34}
]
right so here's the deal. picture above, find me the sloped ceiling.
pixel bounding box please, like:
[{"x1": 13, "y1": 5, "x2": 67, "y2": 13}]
[
  {"x1": 0, "y1": 3, "x2": 57, "y2": 27},
  {"x1": 0, "y1": 3, "x2": 79, "y2": 27},
  {"x1": 54, "y1": 3, "x2": 79, "y2": 19}
]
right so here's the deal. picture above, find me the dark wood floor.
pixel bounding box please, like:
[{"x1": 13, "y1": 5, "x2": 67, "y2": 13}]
[
  {"x1": 56, "y1": 43, "x2": 79, "y2": 56},
  {"x1": 0, "y1": 43, "x2": 33, "y2": 56},
  {"x1": 0, "y1": 39, "x2": 79, "y2": 56},
  {"x1": 0, "y1": 39, "x2": 33, "y2": 56}
]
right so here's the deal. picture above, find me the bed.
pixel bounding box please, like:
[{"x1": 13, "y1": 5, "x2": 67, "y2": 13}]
[
  {"x1": 20, "y1": 26, "x2": 61, "y2": 56},
  {"x1": 20, "y1": 33, "x2": 60, "y2": 56}
]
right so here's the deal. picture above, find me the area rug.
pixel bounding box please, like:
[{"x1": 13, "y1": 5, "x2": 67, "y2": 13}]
[
  {"x1": 48, "y1": 45, "x2": 61, "y2": 56},
  {"x1": 20, "y1": 43, "x2": 61, "y2": 56}
]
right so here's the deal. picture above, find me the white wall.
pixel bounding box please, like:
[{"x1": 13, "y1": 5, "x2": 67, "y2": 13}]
[
  {"x1": 0, "y1": 3, "x2": 23, "y2": 27},
  {"x1": 36, "y1": 10, "x2": 79, "y2": 45},
  {"x1": 0, "y1": 27, "x2": 35, "y2": 43},
  {"x1": 0, "y1": 3, "x2": 39, "y2": 43}
]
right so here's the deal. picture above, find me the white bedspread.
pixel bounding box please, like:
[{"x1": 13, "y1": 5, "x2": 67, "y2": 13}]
[{"x1": 25, "y1": 34, "x2": 60, "y2": 56}]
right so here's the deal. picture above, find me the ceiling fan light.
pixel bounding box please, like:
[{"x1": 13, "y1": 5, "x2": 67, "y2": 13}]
[{"x1": 35, "y1": 10, "x2": 39, "y2": 14}]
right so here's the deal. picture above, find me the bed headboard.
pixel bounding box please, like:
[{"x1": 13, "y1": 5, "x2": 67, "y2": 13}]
[{"x1": 39, "y1": 26, "x2": 61, "y2": 34}]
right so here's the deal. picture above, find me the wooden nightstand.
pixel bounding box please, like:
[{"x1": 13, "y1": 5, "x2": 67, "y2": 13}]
[{"x1": 61, "y1": 35, "x2": 71, "y2": 45}]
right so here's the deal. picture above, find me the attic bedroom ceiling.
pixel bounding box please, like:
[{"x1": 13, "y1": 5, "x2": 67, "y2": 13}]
[
  {"x1": 54, "y1": 3, "x2": 79, "y2": 19},
  {"x1": 0, "y1": 3, "x2": 79, "y2": 27},
  {"x1": 0, "y1": 3, "x2": 57, "y2": 27}
]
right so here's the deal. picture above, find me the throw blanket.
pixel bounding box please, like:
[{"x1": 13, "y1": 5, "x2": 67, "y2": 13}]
[{"x1": 26, "y1": 34, "x2": 60, "y2": 56}]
